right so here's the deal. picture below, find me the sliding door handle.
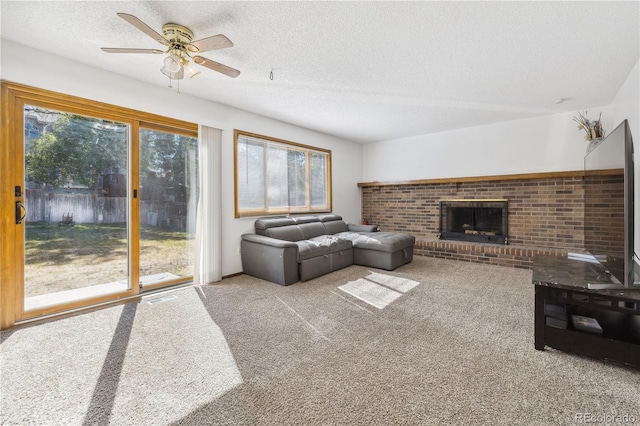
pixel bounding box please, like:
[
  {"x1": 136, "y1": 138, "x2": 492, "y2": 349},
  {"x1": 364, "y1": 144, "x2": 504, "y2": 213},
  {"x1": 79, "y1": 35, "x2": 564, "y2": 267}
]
[{"x1": 15, "y1": 201, "x2": 26, "y2": 224}]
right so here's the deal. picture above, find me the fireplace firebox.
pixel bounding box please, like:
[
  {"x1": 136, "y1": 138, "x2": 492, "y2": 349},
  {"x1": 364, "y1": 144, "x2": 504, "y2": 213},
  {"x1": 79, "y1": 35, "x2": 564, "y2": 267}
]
[{"x1": 438, "y1": 199, "x2": 508, "y2": 244}]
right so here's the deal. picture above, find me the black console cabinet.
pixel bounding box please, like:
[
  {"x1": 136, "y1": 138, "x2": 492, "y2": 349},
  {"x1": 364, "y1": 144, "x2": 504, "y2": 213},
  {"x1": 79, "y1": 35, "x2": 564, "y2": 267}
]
[{"x1": 533, "y1": 255, "x2": 640, "y2": 369}]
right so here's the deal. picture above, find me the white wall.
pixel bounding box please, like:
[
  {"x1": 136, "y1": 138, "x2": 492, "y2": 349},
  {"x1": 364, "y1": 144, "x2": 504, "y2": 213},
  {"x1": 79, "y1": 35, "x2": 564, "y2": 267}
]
[
  {"x1": 362, "y1": 109, "x2": 615, "y2": 183},
  {"x1": 362, "y1": 60, "x2": 639, "y2": 184},
  {"x1": 1, "y1": 40, "x2": 363, "y2": 276},
  {"x1": 607, "y1": 60, "x2": 639, "y2": 146},
  {"x1": 606, "y1": 60, "x2": 640, "y2": 259}
]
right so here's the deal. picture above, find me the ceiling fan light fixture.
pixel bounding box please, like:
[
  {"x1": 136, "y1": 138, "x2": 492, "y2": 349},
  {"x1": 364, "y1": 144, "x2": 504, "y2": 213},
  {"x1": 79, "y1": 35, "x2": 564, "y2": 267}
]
[
  {"x1": 183, "y1": 61, "x2": 201, "y2": 79},
  {"x1": 163, "y1": 54, "x2": 182, "y2": 73},
  {"x1": 102, "y1": 13, "x2": 240, "y2": 83},
  {"x1": 160, "y1": 65, "x2": 184, "y2": 80}
]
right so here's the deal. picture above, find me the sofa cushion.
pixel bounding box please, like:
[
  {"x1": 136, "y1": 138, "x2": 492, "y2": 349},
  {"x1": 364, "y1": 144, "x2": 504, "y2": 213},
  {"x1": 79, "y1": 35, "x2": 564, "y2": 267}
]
[
  {"x1": 255, "y1": 217, "x2": 295, "y2": 231},
  {"x1": 323, "y1": 219, "x2": 349, "y2": 234},
  {"x1": 295, "y1": 239, "x2": 330, "y2": 261},
  {"x1": 264, "y1": 225, "x2": 304, "y2": 242},
  {"x1": 318, "y1": 214, "x2": 343, "y2": 222},
  {"x1": 334, "y1": 231, "x2": 415, "y2": 253},
  {"x1": 299, "y1": 222, "x2": 328, "y2": 239},
  {"x1": 254, "y1": 217, "x2": 305, "y2": 241},
  {"x1": 293, "y1": 215, "x2": 322, "y2": 224},
  {"x1": 308, "y1": 235, "x2": 353, "y2": 253},
  {"x1": 317, "y1": 214, "x2": 348, "y2": 234}
]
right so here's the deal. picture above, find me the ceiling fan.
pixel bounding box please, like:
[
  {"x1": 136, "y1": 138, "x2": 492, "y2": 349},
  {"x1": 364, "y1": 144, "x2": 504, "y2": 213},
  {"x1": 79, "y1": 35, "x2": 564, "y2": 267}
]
[{"x1": 102, "y1": 13, "x2": 240, "y2": 80}]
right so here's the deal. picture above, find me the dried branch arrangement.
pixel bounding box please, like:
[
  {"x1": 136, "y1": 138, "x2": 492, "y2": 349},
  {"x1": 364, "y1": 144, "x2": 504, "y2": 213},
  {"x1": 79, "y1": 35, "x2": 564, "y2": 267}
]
[{"x1": 573, "y1": 111, "x2": 604, "y2": 141}]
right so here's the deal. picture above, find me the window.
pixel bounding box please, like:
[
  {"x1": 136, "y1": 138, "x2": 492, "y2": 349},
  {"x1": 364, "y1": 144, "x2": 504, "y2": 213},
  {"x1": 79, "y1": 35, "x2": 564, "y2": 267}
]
[{"x1": 234, "y1": 130, "x2": 332, "y2": 218}]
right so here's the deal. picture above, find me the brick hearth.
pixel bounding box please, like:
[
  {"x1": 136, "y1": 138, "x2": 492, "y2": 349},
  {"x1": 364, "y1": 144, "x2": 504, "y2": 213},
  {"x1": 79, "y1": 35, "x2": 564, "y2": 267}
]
[{"x1": 413, "y1": 238, "x2": 570, "y2": 269}]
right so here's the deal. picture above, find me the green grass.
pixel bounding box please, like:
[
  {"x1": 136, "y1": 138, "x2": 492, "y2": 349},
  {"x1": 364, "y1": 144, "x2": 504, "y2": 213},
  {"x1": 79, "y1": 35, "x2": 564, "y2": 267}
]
[
  {"x1": 27, "y1": 223, "x2": 127, "y2": 252},
  {"x1": 24, "y1": 223, "x2": 194, "y2": 297}
]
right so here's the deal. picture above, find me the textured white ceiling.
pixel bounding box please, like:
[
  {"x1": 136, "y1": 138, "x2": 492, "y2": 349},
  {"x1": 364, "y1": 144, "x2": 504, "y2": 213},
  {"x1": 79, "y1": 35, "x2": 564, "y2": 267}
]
[{"x1": 1, "y1": 1, "x2": 639, "y2": 143}]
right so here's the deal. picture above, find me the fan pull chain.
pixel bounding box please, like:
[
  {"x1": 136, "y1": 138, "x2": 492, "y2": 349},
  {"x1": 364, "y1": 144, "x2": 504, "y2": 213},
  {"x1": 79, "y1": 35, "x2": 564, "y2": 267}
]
[{"x1": 167, "y1": 77, "x2": 182, "y2": 93}]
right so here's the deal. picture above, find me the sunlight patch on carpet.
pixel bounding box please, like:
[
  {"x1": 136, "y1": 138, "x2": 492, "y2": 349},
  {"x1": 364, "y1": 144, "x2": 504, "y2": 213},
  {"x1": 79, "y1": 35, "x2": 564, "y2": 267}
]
[
  {"x1": 339, "y1": 278, "x2": 401, "y2": 309},
  {"x1": 366, "y1": 271, "x2": 420, "y2": 293},
  {"x1": 109, "y1": 288, "x2": 243, "y2": 424},
  {"x1": 338, "y1": 272, "x2": 420, "y2": 309}
]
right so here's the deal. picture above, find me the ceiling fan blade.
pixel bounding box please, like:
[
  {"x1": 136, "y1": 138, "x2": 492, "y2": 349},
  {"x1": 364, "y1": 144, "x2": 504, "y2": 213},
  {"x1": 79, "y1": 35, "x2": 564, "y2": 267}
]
[
  {"x1": 101, "y1": 48, "x2": 164, "y2": 54},
  {"x1": 117, "y1": 12, "x2": 169, "y2": 46},
  {"x1": 193, "y1": 56, "x2": 241, "y2": 78},
  {"x1": 187, "y1": 34, "x2": 233, "y2": 53}
]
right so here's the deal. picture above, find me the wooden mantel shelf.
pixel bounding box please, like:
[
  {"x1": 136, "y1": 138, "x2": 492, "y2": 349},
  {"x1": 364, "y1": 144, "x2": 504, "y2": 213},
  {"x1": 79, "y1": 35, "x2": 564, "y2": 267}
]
[{"x1": 358, "y1": 170, "x2": 586, "y2": 188}]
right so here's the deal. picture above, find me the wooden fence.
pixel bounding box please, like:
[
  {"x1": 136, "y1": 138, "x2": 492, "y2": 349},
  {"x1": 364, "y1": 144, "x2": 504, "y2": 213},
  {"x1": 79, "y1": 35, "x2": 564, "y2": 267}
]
[{"x1": 25, "y1": 189, "x2": 193, "y2": 228}]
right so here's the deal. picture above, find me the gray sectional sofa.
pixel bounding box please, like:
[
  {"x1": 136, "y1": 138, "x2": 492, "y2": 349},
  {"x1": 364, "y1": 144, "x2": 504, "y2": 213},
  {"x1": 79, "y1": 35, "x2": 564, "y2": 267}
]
[{"x1": 241, "y1": 214, "x2": 415, "y2": 285}]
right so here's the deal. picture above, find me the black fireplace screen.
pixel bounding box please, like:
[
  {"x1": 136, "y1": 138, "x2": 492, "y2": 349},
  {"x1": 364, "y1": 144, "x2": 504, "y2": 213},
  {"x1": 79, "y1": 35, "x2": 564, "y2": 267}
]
[{"x1": 438, "y1": 199, "x2": 508, "y2": 244}]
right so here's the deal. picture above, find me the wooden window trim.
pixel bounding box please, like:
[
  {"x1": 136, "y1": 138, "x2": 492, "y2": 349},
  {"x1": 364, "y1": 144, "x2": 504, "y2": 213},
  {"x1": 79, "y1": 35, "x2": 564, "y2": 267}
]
[{"x1": 233, "y1": 129, "x2": 332, "y2": 218}]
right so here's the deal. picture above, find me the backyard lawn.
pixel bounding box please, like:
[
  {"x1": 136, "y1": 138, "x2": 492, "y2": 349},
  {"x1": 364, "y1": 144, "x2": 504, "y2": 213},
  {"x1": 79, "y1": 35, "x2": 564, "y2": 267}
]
[{"x1": 24, "y1": 223, "x2": 194, "y2": 297}]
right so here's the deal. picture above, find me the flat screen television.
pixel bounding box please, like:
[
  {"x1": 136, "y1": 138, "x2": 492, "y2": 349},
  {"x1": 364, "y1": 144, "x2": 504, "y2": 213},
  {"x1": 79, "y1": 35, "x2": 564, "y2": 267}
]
[{"x1": 583, "y1": 119, "x2": 639, "y2": 289}]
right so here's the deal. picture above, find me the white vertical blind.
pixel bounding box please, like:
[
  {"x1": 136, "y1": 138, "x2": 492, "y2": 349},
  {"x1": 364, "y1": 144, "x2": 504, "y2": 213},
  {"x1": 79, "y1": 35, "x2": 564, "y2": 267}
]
[{"x1": 193, "y1": 125, "x2": 222, "y2": 284}]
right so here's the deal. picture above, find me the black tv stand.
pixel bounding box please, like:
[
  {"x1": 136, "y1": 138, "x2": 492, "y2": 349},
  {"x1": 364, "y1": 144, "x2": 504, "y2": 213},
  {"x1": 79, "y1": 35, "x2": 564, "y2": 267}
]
[{"x1": 533, "y1": 255, "x2": 640, "y2": 369}]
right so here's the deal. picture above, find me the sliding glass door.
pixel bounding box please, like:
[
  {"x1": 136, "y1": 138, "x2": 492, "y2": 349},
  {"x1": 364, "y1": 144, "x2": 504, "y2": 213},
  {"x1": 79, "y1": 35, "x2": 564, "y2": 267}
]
[
  {"x1": 0, "y1": 82, "x2": 198, "y2": 328},
  {"x1": 22, "y1": 106, "x2": 132, "y2": 313},
  {"x1": 138, "y1": 127, "x2": 198, "y2": 291}
]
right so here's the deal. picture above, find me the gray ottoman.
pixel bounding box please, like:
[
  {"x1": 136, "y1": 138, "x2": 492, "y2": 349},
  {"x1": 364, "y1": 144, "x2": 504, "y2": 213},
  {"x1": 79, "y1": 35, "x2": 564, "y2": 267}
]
[{"x1": 334, "y1": 231, "x2": 415, "y2": 270}]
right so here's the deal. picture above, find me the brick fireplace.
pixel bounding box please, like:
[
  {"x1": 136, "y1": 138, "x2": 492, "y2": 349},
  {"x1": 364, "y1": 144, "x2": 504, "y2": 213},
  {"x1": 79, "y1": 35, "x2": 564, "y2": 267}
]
[
  {"x1": 439, "y1": 199, "x2": 508, "y2": 245},
  {"x1": 359, "y1": 171, "x2": 598, "y2": 269}
]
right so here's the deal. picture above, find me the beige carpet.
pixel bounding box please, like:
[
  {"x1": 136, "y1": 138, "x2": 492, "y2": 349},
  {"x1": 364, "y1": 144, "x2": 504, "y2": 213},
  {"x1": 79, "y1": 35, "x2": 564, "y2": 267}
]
[{"x1": 1, "y1": 256, "x2": 638, "y2": 425}]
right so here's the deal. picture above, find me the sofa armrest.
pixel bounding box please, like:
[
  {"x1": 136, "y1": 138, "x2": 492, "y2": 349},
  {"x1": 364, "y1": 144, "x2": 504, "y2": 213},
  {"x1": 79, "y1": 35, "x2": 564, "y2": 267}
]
[
  {"x1": 348, "y1": 224, "x2": 380, "y2": 232},
  {"x1": 241, "y1": 233, "x2": 298, "y2": 248},
  {"x1": 240, "y1": 234, "x2": 299, "y2": 286}
]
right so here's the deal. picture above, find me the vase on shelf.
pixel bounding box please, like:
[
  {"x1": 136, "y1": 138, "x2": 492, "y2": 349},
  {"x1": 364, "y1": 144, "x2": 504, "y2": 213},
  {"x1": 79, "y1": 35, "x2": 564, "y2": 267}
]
[
  {"x1": 586, "y1": 137, "x2": 603, "y2": 154},
  {"x1": 573, "y1": 111, "x2": 605, "y2": 154}
]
